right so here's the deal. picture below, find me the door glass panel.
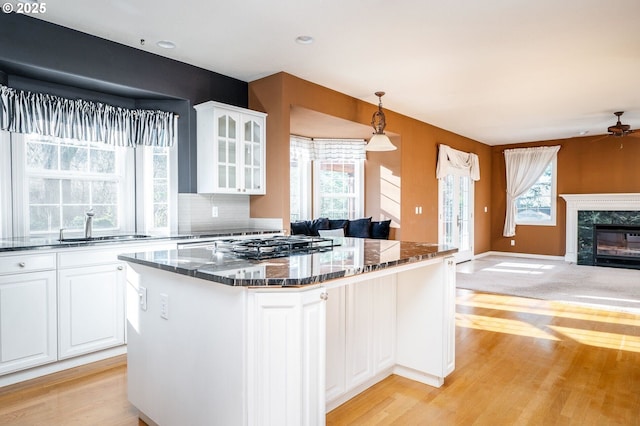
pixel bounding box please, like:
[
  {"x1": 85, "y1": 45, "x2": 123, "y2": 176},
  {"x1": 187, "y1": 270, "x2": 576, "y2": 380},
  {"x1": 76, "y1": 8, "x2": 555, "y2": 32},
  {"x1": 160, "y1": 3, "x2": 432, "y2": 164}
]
[
  {"x1": 245, "y1": 166, "x2": 252, "y2": 188},
  {"x1": 218, "y1": 165, "x2": 226, "y2": 187},
  {"x1": 458, "y1": 176, "x2": 471, "y2": 252},
  {"x1": 218, "y1": 140, "x2": 226, "y2": 162},
  {"x1": 228, "y1": 117, "x2": 236, "y2": 139},
  {"x1": 253, "y1": 144, "x2": 260, "y2": 166},
  {"x1": 218, "y1": 116, "x2": 226, "y2": 138},
  {"x1": 443, "y1": 175, "x2": 454, "y2": 247},
  {"x1": 229, "y1": 141, "x2": 236, "y2": 164},
  {"x1": 253, "y1": 122, "x2": 260, "y2": 142},
  {"x1": 253, "y1": 169, "x2": 260, "y2": 189},
  {"x1": 245, "y1": 121, "x2": 252, "y2": 142},
  {"x1": 229, "y1": 166, "x2": 236, "y2": 188}
]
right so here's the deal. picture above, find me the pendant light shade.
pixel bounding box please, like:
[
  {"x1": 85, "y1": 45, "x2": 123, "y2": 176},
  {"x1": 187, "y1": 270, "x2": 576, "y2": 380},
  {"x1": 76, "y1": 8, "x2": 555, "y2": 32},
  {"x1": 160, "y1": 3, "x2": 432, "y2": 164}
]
[{"x1": 366, "y1": 91, "x2": 396, "y2": 151}]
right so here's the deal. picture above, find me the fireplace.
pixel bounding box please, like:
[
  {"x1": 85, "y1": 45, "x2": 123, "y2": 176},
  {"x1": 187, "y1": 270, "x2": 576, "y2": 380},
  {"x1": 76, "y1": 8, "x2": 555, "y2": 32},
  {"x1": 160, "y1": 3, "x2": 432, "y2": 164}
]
[{"x1": 593, "y1": 224, "x2": 640, "y2": 269}]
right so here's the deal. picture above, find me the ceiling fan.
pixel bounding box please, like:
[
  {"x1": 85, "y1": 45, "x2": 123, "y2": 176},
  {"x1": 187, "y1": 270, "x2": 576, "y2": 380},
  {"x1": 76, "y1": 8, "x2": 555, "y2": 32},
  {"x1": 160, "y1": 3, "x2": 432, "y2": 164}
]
[{"x1": 607, "y1": 111, "x2": 639, "y2": 138}]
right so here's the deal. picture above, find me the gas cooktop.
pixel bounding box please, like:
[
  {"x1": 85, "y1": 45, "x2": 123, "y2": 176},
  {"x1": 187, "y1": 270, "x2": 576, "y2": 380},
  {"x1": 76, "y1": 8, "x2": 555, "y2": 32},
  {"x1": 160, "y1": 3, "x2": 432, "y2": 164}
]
[{"x1": 213, "y1": 235, "x2": 338, "y2": 260}]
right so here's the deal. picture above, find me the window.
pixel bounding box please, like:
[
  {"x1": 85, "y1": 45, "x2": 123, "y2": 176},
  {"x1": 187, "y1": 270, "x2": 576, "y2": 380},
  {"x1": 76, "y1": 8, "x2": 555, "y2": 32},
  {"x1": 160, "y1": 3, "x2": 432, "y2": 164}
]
[
  {"x1": 515, "y1": 156, "x2": 557, "y2": 225},
  {"x1": 7, "y1": 133, "x2": 176, "y2": 238},
  {"x1": 313, "y1": 160, "x2": 363, "y2": 219},
  {"x1": 137, "y1": 144, "x2": 178, "y2": 233},
  {"x1": 289, "y1": 137, "x2": 365, "y2": 222},
  {"x1": 12, "y1": 133, "x2": 134, "y2": 236}
]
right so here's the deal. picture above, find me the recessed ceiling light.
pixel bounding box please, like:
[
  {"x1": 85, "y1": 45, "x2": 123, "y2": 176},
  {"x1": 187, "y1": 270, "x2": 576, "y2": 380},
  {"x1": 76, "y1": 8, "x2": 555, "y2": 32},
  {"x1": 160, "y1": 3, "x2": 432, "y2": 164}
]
[
  {"x1": 295, "y1": 35, "x2": 314, "y2": 45},
  {"x1": 157, "y1": 40, "x2": 176, "y2": 49}
]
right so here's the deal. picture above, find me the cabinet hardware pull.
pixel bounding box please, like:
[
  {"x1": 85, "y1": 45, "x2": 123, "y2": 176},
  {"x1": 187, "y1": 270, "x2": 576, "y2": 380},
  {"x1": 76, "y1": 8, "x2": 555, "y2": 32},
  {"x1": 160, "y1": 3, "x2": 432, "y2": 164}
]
[
  {"x1": 320, "y1": 292, "x2": 328, "y2": 301},
  {"x1": 18, "y1": 262, "x2": 26, "y2": 267},
  {"x1": 117, "y1": 266, "x2": 124, "y2": 270}
]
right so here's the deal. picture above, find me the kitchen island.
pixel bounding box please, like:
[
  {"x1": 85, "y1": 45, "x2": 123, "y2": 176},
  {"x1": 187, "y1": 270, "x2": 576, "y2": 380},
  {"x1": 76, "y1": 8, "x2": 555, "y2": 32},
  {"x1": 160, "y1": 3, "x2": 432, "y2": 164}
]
[{"x1": 119, "y1": 237, "x2": 457, "y2": 426}]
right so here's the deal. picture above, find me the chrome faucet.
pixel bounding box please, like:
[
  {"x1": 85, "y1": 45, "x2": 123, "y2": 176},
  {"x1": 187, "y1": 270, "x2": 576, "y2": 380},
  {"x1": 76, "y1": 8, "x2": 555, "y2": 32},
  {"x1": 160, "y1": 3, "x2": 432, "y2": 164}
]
[{"x1": 84, "y1": 210, "x2": 95, "y2": 238}]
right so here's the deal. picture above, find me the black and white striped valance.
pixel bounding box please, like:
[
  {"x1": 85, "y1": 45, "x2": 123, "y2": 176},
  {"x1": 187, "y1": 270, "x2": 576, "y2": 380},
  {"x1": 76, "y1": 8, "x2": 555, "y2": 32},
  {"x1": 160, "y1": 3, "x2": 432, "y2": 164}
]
[{"x1": 0, "y1": 84, "x2": 177, "y2": 147}]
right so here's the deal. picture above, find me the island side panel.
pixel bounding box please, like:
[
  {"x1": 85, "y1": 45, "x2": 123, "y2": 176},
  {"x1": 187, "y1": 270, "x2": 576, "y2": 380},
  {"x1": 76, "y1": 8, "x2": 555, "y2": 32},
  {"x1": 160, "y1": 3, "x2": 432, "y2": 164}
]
[
  {"x1": 126, "y1": 263, "x2": 247, "y2": 426},
  {"x1": 394, "y1": 256, "x2": 455, "y2": 387}
]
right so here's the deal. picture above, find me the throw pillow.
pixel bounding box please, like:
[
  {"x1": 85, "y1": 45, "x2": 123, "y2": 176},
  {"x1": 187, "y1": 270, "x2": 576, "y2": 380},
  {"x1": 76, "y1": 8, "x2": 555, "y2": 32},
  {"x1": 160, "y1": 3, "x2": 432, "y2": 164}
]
[
  {"x1": 346, "y1": 217, "x2": 372, "y2": 238},
  {"x1": 370, "y1": 220, "x2": 391, "y2": 239},
  {"x1": 318, "y1": 228, "x2": 345, "y2": 238},
  {"x1": 308, "y1": 217, "x2": 330, "y2": 236},
  {"x1": 290, "y1": 220, "x2": 311, "y2": 235},
  {"x1": 328, "y1": 219, "x2": 349, "y2": 233}
]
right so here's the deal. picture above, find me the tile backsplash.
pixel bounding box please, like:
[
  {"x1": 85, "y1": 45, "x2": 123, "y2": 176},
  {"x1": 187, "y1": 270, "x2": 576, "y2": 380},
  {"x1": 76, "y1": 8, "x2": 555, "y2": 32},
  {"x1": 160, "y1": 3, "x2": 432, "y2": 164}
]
[{"x1": 178, "y1": 194, "x2": 282, "y2": 233}]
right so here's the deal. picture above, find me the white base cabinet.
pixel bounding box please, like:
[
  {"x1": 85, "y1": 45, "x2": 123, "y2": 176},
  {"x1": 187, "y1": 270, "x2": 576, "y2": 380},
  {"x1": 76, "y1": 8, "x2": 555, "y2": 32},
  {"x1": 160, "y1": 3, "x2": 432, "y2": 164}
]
[
  {"x1": 58, "y1": 263, "x2": 125, "y2": 359},
  {"x1": 0, "y1": 269, "x2": 57, "y2": 375}
]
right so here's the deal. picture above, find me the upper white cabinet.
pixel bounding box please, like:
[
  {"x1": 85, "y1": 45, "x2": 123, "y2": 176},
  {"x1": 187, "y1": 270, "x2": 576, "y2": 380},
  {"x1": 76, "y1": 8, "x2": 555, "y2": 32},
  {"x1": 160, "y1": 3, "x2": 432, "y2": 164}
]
[{"x1": 195, "y1": 101, "x2": 267, "y2": 194}]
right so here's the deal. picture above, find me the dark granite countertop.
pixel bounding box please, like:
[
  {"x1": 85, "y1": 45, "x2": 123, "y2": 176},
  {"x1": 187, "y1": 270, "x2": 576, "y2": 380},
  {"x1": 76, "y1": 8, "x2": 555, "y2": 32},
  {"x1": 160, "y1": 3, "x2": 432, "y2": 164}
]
[
  {"x1": 118, "y1": 237, "x2": 458, "y2": 287},
  {"x1": 0, "y1": 229, "x2": 282, "y2": 253}
]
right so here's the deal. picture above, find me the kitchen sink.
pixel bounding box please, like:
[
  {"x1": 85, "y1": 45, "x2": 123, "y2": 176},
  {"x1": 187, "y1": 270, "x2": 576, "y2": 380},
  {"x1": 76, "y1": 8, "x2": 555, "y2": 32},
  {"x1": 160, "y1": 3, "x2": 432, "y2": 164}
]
[{"x1": 59, "y1": 234, "x2": 151, "y2": 243}]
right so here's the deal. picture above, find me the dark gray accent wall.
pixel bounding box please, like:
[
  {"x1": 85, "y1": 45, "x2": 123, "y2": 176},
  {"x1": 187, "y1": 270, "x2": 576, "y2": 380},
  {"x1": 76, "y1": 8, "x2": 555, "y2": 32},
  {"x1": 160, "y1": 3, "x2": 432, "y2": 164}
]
[{"x1": 0, "y1": 13, "x2": 249, "y2": 193}]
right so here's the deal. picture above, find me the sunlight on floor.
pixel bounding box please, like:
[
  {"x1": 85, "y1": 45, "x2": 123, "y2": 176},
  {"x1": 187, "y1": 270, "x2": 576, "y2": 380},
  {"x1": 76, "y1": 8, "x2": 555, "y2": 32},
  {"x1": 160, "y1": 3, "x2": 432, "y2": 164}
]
[
  {"x1": 456, "y1": 292, "x2": 640, "y2": 352},
  {"x1": 480, "y1": 262, "x2": 556, "y2": 275},
  {"x1": 549, "y1": 325, "x2": 640, "y2": 353},
  {"x1": 456, "y1": 312, "x2": 560, "y2": 340}
]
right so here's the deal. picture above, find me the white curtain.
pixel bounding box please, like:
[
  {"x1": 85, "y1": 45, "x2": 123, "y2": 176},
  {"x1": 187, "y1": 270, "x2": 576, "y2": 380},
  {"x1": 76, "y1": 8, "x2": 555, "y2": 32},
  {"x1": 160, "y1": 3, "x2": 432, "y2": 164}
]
[
  {"x1": 0, "y1": 84, "x2": 178, "y2": 147},
  {"x1": 290, "y1": 136, "x2": 366, "y2": 160},
  {"x1": 436, "y1": 144, "x2": 480, "y2": 180},
  {"x1": 503, "y1": 145, "x2": 560, "y2": 237}
]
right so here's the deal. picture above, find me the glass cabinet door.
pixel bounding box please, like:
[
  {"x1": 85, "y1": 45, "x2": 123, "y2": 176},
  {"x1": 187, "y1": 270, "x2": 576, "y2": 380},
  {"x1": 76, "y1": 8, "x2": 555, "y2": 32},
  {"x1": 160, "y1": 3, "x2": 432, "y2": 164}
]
[
  {"x1": 215, "y1": 111, "x2": 239, "y2": 192},
  {"x1": 242, "y1": 116, "x2": 263, "y2": 193}
]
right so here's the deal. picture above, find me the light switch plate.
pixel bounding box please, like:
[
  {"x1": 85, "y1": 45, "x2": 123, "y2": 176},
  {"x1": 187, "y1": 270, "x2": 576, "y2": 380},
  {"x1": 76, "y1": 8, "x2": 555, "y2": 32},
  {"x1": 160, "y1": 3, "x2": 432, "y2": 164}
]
[
  {"x1": 139, "y1": 286, "x2": 147, "y2": 311},
  {"x1": 160, "y1": 293, "x2": 169, "y2": 320}
]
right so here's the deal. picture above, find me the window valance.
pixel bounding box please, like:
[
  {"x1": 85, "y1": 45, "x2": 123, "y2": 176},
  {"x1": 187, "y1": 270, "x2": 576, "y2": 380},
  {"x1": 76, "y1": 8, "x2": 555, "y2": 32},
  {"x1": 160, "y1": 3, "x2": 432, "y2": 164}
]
[
  {"x1": 290, "y1": 136, "x2": 366, "y2": 161},
  {"x1": 0, "y1": 84, "x2": 177, "y2": 147},
  {"x1": 436, "y1": 144, "x2": 480, "y2": 180}
]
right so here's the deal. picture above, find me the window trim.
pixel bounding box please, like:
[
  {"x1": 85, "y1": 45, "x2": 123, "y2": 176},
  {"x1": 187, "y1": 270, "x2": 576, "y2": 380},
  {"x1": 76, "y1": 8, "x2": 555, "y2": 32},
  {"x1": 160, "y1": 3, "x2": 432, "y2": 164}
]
[{"x1": 514, "y1": 155, "x2": 557, "y2": 227}]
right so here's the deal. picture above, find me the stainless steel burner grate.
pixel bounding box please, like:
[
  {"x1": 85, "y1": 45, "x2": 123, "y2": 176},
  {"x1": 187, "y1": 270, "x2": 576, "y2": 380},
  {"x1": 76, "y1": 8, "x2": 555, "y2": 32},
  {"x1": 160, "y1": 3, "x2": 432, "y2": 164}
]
[{"x1": 214, "y1": 235, "x2": 337, "y2": 259}]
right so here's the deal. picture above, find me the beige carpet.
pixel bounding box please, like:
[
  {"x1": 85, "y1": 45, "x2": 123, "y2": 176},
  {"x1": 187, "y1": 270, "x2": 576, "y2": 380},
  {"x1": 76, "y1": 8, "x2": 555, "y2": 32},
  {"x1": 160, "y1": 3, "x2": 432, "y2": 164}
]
[{"x1": 457, "y1": 255, "x2": 640, "y2": 313}]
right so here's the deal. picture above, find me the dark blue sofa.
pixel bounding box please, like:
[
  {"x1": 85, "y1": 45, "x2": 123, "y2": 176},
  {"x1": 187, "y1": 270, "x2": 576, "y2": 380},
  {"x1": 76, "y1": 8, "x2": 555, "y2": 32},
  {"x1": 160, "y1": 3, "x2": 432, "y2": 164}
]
[{"x1": 290, "y1": 217, "x2": 391, "y2": 239}]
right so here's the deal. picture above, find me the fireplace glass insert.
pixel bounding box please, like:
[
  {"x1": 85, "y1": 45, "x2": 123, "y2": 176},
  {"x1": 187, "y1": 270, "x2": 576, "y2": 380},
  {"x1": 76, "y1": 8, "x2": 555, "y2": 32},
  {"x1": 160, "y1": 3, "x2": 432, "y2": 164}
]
[{"x1": 593, "y1": 224, "x2": 640, "y2": 269}]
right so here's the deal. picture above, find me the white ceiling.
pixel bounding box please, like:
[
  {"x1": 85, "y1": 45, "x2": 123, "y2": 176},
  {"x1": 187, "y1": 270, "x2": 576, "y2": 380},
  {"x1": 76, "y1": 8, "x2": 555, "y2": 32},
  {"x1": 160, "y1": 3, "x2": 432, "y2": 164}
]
[{"x1": 23, "y1": 0, "x2": 640, "y2": 145}]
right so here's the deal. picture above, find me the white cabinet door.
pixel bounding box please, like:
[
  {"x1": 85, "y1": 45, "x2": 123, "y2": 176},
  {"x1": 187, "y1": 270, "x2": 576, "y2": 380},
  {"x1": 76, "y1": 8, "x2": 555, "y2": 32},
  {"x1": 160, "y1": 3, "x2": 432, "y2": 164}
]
[
  {"x1": 240, "y1": 112, "x2": 266, "y2": 194},
  {"x1": 247, "y1": 287, "x2": 326, "y2": 426},
  {"x1": 58, "y1": 263, "x2": 125, "y2": 359},
  {"x1": 345, "y1": 280, "x2": 374, "y2": 390},
  {"x1": 325, "y1": 286, "x2": 346, "y2": 402},
  {"x1": 195, "y1": 101, "x2": 267, "y2": 195},
  {"x1": 0, "y1": 271, "x2": 57, "y2": 375},
  {"x1": 373, "y1": 275, "x2": 396, "y2": 372}
]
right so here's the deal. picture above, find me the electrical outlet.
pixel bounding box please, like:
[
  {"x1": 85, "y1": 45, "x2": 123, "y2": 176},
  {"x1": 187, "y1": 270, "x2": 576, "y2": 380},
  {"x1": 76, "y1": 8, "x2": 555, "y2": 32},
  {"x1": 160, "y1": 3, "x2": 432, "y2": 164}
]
[
  {"x1": 139, "y1": 286, "x2": 147, "y2": 311},
  {"x1": 510, "y1": 240, "x2": 515, "y2": 246},
  {"x1": 160, "y1": 293, "x2": 169, "y2": 320},
  {"x1": 211, "y1": 206, "x2": 219, "y2": 217}
]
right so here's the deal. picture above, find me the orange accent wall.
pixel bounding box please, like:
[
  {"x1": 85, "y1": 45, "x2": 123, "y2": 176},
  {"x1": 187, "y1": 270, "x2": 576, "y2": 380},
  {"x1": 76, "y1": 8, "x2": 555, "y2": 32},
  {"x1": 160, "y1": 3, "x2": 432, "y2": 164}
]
[
  {"x1": 248, "y1": 72, "x2": 491, "y2": 253},
  {"x1": 490, "y1": 135, "x2": 640, "y2": 256}
]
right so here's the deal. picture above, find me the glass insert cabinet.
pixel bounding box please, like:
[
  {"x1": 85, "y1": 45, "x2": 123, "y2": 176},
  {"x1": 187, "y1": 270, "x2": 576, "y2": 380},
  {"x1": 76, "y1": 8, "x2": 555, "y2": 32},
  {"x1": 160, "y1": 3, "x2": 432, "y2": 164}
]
[{"x1": 195, "y1": 101, "x2": 267, "y2": 195}]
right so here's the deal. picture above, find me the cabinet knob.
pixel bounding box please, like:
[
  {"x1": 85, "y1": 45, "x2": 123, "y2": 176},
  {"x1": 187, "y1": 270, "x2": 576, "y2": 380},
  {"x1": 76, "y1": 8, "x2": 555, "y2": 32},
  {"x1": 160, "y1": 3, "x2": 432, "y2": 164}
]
[
  {"x1": 320, "y1": 292, "x2": 329, "y2": 301},
  {"x1": 117, "y1": 266, "x2": 124, "y2": 271},
  {"x1": 18, "y1": 262, "x2": 26, "y2": 268}
]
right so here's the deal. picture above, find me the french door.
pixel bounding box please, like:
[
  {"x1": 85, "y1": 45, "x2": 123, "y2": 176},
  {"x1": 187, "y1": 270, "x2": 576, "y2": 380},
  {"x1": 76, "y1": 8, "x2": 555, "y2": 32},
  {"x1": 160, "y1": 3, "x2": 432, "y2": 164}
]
[{"x1": 439, "y1": 174, "x2": 474, "y2": 263}]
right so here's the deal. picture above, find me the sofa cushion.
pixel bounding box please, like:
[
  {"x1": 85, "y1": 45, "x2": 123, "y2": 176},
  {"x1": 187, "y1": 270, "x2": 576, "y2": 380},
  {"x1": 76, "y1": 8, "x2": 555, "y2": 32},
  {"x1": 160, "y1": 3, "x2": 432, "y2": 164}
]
[
  {"x1": 290, "y1": 220, "x2": 311, "y2": 236},
  {"x1": 346, "y1": 217, "x2": 371, "y2": 238},
  {"x1": 328, "y1": 219, "x2": 349, "y2": 233},
  {"x1": 308, "y1": 217, "x2": 330, "y2": 236},
  {"x1": 370, "y1": 220, "x2": 391, "y2": 239}
]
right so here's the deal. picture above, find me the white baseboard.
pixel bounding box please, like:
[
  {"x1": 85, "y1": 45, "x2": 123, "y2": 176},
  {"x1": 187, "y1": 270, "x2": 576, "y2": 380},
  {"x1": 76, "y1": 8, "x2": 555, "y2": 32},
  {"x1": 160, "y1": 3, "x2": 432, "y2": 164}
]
[{"x1": 473, "y1": 251, "x2": 566, "y2": 261}]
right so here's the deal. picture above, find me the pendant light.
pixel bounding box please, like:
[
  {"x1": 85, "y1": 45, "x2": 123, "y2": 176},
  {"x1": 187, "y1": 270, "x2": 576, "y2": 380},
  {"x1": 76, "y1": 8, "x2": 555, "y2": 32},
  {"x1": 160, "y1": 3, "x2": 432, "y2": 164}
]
[{"x1": 366, "y1": 91, "x2": 397, "y2": 151}]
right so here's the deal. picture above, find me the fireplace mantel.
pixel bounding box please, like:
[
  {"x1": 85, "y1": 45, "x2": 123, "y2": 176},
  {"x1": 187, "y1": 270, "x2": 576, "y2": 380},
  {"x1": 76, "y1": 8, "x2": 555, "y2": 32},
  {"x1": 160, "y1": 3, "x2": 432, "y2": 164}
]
[{"x1": 560, "y1": 193, "x2": 640, "y2": 263}]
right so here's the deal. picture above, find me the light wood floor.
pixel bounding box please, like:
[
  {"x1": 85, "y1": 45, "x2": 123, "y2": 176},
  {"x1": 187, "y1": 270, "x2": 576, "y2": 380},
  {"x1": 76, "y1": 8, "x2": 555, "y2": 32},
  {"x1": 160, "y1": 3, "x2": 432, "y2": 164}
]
[{"x1": 1, "y1": 289, "x2": 639, "y2": 425}]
